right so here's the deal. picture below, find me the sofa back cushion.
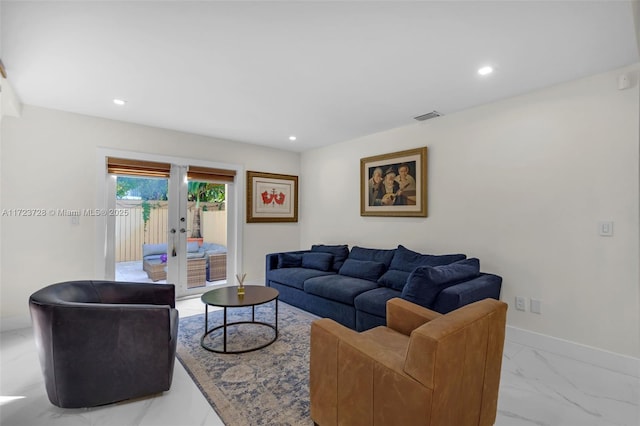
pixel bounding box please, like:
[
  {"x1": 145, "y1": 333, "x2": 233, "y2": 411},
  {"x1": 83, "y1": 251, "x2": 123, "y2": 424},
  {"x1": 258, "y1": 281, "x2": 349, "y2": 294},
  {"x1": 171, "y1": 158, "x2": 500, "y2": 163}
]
[
  {"x1": 143, "y1": 243, "x2": 167, "y2": 258},
  {"x1": 390, "y1": 245, "x2": 466, "y2": 272},
  {"x1": 311, "y1": 244, "x2": 349, "y2": 271},
  {"x1": 338, "y1": 259, "x2": 387, "y2": 282},
  {"x1": 348, "y1": 246, "x2": 395, "y2": 267},
  {"x1": 278, "y1": 253, "x2": 303, "y2": 268},
  {"x1": 378, "y1": 245, "x2": 467, "y2": 290},
  {"x1": 401, "y1": 258, "x2": 481, "y2": 309},
  {"x1": 302, "y1": 252, "x2": 334, "y2": 272}
]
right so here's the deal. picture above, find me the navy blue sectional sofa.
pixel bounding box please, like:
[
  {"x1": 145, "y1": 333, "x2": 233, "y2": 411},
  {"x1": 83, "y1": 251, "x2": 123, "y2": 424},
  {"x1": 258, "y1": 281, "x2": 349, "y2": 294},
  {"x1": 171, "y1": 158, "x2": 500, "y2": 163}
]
[{"x1": 265, "y1": 244, "x2": 502, "y2": 331}]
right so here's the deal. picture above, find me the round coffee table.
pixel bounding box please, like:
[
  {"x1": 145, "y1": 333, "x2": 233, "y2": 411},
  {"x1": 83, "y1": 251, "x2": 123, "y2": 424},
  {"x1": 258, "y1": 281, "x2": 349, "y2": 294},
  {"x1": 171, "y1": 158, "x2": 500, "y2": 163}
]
[{"x1": 200, "y1": 285, "x2": 279, "y2": 354}]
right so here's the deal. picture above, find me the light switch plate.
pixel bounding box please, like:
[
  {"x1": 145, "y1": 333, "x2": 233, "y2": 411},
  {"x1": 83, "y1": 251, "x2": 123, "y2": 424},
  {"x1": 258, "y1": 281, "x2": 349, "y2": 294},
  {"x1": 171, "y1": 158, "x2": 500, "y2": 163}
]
[{"x1": 599, "y1": 221, "x2": 613, "y2": 236}]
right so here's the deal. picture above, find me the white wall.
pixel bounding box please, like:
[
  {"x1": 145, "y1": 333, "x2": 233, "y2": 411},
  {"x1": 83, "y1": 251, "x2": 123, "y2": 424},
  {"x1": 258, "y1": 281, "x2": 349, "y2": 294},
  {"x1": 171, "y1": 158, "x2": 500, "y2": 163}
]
[
  {"x1": 0, "y1": 106, "x2": 300, "y2": 327},
  {"x1": 300, "y1": 65, "x2": 640, "y2": 358}
]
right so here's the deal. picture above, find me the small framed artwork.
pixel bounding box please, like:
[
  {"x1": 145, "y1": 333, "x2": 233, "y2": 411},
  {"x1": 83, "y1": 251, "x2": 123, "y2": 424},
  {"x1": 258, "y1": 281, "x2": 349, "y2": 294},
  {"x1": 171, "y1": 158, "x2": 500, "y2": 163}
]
[
  {"x1": 360, "y1": 147, "x2": 427, "y2": 217},
  {"x1": 247, "y1": 171, "x2": 298, "y2": 223}
]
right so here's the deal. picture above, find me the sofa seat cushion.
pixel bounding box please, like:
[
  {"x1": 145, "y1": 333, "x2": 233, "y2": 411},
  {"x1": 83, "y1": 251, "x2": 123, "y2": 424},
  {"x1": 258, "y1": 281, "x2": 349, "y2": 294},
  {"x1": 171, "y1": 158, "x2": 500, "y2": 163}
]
[
  {"x1": 401, "y1": 258, "x2": 481, "y2": 309},
  {"x1": 304, "y1": 275, "x2": 378, "y2": 305},
  {"x1": 361, "y1": 326, "x2": 409, "y2": 366},
  {"x1": 268, "y1": 268, "x2": 336, "y2": 290},
  {"x1": 354, "y1": 287, "x2": 402, "y2": 317},
  {"x1": 378, "y1": 245, "x2": 467, "y2": 290}
]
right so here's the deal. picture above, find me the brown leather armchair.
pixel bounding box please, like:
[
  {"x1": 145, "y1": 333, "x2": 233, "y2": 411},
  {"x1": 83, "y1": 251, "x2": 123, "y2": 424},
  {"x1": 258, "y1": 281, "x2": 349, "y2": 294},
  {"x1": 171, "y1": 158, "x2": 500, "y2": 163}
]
[
  {"x1": 29, "y1": 280, "x2": 179, "y2": 408},
  {"x1": 310, "y1": 297, "x2": 507, "y2": 426}
]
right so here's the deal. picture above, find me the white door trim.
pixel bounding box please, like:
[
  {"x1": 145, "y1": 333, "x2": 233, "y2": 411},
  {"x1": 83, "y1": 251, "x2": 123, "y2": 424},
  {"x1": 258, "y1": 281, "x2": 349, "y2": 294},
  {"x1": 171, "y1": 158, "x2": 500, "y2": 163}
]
[{"x1": 95, "y1": 147, "x2": 244, "y2": 296}]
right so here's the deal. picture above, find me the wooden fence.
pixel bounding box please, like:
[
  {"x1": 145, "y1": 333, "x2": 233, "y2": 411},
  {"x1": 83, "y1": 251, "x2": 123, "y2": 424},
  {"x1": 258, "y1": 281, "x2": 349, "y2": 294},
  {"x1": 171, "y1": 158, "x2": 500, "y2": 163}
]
[{"x1": 115, "y1": 200, "x2": 226, "y2": 262}]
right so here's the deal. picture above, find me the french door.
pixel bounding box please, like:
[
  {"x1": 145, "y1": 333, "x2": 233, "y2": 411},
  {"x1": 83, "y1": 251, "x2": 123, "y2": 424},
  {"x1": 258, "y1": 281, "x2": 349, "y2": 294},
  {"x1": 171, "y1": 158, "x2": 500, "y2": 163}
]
[{"x1": 98, "y1": 149, "x2": 240, "y2": 298}]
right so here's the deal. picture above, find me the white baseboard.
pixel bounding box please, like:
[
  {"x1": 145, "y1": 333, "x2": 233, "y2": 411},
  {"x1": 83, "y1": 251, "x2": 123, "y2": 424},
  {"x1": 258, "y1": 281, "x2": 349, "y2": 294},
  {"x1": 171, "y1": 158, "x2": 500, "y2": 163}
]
[
  {"x1": 1, "y1": 314, "x2": 32, "y2": 333},
  {"x1": 506, "y1": 325, "x2": 640, "y2": 378}
]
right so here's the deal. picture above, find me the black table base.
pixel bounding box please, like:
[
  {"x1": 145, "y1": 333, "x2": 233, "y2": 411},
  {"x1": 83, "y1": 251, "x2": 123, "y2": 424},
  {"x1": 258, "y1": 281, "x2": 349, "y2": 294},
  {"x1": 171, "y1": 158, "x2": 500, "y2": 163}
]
[{"x1": 201, "y1": 299, "x2": 279, "y2": 354}]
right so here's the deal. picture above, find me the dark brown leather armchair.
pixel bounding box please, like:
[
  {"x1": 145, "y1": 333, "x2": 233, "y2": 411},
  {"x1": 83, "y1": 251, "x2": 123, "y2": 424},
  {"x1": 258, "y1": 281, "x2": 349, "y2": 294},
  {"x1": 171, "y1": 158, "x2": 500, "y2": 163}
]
[
  {"x1": 310, "y1": 297, "x2": 507, "y2": 426},
  {"x1": 29, "y1": 280, "x2": 179, "y2": 408}
]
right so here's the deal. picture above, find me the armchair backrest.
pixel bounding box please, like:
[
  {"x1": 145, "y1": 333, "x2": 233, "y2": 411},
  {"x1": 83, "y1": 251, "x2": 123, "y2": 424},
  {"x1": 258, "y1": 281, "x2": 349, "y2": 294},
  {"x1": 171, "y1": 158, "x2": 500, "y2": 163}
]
[{"x1": 404, "y1": 298, "x2": 507, "y2": 426}]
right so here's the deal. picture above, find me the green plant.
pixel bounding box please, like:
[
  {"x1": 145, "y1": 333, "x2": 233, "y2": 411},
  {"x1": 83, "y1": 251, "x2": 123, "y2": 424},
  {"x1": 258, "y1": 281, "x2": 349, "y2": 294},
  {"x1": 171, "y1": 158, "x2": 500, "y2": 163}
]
[
  {"x1": 141, "y1": 200, "x2": 152, "y2": 243},
  {"x1": 188, "y1": 182, "x2": 225, "y2": 238}
]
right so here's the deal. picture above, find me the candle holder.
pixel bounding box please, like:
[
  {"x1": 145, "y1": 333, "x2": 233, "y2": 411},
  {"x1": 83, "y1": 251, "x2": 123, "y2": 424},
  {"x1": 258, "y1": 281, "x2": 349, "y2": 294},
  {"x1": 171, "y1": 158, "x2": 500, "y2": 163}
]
[{"x1": 235, "y1": 273, "x2": 246, "y2": 296}]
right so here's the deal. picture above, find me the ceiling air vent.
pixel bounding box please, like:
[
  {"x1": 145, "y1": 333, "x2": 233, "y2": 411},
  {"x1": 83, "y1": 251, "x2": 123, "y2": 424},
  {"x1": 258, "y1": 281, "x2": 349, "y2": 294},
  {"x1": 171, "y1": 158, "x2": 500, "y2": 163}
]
[{"x1": 414, "y1": 111, "x2": 442, "y2": 121}]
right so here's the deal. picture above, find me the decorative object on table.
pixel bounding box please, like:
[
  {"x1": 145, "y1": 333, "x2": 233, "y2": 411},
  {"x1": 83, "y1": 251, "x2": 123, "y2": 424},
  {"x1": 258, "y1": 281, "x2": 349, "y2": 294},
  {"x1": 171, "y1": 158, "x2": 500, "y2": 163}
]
[
  {"x1": 235, "y1": 273, "x2": 246, "y2": 296},
  {"x1": 246, "y1": 170, "x2": 298, "y2": 223},
  {"x1": 360, "y1": 146, "x2": 427, "y2": 217},
  {"x1": 176, "y1": 302, "x2": 314, "y2": 426}
]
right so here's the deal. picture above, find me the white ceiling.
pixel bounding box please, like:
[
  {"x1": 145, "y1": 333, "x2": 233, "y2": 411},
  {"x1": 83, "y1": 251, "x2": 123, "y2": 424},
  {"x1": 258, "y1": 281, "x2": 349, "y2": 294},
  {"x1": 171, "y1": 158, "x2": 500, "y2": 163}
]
[{"x1": 1, "y1": 1, "x2": 638, "y2": 152}]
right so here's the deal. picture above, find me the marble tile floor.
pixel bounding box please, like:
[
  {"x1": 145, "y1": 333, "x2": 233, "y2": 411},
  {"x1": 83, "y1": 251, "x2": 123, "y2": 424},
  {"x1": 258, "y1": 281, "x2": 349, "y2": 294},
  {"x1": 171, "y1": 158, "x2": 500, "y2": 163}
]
[{"x1": 1, "y1": 296, "x2": 638, "y2": 426}]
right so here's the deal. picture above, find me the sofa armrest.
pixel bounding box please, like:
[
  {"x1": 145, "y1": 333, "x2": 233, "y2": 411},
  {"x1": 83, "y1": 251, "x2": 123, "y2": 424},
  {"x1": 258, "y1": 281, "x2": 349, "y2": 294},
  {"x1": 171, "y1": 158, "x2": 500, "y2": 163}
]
[
  {"x1": 265, "y1": 250, "x2": 311, "y2": 273},
  {"x1": 310, "y1": 318, "x2": 360, "y2": 425},
  {"x1": 386, "y1": 298, "x2": 442, "y2": 336},
  {"x1": 432, "y1": 273, "x2": 502, "y2": 314}
]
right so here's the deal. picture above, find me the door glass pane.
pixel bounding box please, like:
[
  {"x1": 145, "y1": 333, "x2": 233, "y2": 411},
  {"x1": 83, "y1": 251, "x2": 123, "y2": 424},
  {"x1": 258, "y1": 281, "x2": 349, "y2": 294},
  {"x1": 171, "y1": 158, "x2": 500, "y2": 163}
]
[
  {"x1": 114, "y1": 176, "x2": 169, "y2": 283},
  {"x1": 186, "y1": 181, "x2": 227, "y2": 289}
]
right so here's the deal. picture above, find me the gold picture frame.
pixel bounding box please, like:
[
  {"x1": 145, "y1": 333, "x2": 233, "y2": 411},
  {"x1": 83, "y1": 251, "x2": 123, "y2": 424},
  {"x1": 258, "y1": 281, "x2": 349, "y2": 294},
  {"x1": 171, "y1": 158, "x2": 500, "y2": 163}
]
[
  {"x1": 247, "y1": 171, "x2": 299, "y2": 223},
  {"x1": 360, "y1": 147, "x2": 427, "y2": 217}
]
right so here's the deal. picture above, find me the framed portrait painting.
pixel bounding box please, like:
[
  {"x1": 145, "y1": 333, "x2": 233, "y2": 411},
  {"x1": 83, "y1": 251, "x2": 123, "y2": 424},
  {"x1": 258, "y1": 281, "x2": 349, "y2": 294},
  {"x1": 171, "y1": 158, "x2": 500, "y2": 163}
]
[
  {"x1": 247, "y1": 171, "x2": 298, "y2": 223},
  {"x1": 360, "y1": 147, "x2": 427, "y2": 217}
]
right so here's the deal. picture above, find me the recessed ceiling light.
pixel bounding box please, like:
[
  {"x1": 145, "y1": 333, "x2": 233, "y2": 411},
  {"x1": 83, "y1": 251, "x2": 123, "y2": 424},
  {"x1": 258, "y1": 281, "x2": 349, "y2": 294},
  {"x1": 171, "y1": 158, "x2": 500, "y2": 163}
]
[
  {"x1": 477, "y1": 66, "x2": 493, "y2": 76},
  {"x1": 113, "y1": 99, "x2": 127, "y2": 106},
  {"x1": 289, "y1": 136, "x2": 297, "y2": 141}
]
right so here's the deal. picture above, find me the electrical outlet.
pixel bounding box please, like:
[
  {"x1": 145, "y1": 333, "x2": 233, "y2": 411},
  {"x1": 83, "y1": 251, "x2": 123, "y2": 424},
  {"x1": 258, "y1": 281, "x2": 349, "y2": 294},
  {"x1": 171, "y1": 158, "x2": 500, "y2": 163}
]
[
  {"x1": 515, "y1": 296, "x2": 526, "y2": 312},
  {"x1": 530, "y1": 299, "x2": 542, "y2": 314}
]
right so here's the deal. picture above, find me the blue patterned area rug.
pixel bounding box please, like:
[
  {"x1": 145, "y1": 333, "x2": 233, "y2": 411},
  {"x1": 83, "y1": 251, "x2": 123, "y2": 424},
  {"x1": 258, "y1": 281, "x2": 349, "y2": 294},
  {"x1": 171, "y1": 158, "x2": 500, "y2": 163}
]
[{"x1": 176, "y1": 301, "x2": 316, "y2": 426}]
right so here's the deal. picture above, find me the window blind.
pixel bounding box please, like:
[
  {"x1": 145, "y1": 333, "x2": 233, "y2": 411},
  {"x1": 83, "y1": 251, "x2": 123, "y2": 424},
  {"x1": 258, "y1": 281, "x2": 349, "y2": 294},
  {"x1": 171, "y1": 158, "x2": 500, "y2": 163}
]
[
  {"x1": 106, "y1": 157, "x2": 171, "y2": 178},
  {"x1": 187, "y1": 166, "x2": 236, "y2": 183}
]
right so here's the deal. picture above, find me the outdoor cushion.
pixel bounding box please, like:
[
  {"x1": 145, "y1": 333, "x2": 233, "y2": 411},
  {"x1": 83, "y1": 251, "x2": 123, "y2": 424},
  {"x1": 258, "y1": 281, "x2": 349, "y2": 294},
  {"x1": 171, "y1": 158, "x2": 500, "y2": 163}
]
[
  {"x1": 311, "y1": 244, "x2": 349, "y2": 271},
  {"x1": 187, "y1": 241, "x2": 200, "y2": 253},
  {"x1": 338, "y1": 259, "x2": 386, "y2": 282},
  {"x1": 304, "y1": 275, "x2": 378, "y2": 305},
  {"x1": 143, "y1": 243, "x2": 167, "y2": 258},
  {"x1": 348, "y1": 246, "x2": 395, "y2": 267},
  {"x1": 401, "y1": 258, "x2": 481, "y2": 309},
  {"x1": 302, "y1": 252, "x2": 334, "y2": 271},
  {"x1": 200, "y1": 242, "x2": 227, "y2": 254}
]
